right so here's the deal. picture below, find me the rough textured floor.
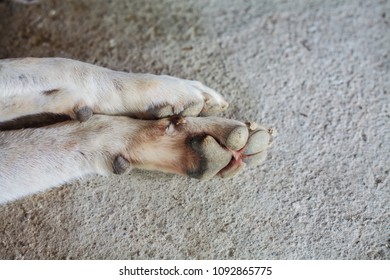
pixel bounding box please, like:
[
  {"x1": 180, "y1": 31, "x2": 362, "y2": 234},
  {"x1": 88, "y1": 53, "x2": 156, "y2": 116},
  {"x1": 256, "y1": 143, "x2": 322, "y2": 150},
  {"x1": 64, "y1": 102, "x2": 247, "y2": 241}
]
[{"x1": 0, "y1": 0, "x2": 389, "y2": 259}]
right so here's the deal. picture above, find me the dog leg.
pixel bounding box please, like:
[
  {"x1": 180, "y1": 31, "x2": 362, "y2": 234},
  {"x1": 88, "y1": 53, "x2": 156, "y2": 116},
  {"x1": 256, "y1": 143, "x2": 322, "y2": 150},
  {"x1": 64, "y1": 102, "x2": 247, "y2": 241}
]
[
  {"x1": 0, "y1": 57, "x2": 228, "y2": 122},
  {"x1": 0, "y1": 115, "x2": 138, "y2": 203},
  {"x1": 0, "y1": 115, "x2": 274, "y2": 203}
]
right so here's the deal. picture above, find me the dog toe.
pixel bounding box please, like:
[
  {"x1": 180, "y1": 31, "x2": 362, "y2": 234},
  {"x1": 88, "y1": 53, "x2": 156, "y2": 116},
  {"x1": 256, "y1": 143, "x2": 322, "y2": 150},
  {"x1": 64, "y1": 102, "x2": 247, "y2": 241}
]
[
  {"x1": 225, "y1": 125, "x2": 249, "y2": 150},
  {"x1": 200, "y1": 92, "x2": 229, "y2": 116},
  {"x1": 243, "y1": 150, "x2": 268, "y2": 167},
  {"x1": 180, "y1": 102, "x2": 204, "y2": 117},
  {"x1": 243, "y1": 129, "x2": 271, "y2": 155},
  {"x1": 148, "y1": 105, "x2": 174, "y2": 118}
]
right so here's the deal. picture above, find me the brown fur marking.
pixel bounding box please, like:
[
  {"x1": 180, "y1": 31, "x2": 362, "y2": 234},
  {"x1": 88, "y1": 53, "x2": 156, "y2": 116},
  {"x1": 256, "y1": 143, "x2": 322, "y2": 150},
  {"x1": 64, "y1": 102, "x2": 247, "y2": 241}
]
[{"x1": 43, "y1": 89, "x2": 61, "y2": 95}]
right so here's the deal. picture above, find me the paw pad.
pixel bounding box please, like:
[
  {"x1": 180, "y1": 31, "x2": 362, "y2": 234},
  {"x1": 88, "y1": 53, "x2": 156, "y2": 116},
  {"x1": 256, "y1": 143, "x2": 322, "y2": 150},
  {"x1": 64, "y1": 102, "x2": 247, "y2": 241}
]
[
  {"x1": 188, "y1": 135, "x2": 232, "y2": 180},
  {"x1": 113, "y1": 155, "x2": 130, "y2": 175},
  {"x1": 188, "y1": 121, "x2": 274, "y2": 180}
]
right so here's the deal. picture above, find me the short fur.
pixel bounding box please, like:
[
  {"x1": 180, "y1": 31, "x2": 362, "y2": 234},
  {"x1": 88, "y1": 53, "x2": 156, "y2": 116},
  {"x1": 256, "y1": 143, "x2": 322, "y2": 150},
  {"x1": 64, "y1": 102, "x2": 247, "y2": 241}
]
[{"x1": 0, "y1": 58, "x2": 272, "y2": 204}]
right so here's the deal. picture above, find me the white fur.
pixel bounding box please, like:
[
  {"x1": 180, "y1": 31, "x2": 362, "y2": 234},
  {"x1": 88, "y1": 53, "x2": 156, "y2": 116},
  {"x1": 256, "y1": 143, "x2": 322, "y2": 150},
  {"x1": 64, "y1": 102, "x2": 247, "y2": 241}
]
[
  {"x1": 0, "y1": 58, "x2": 227, "y2": 121},
  {"x1": 0, "y1": 57, "x2": 229, "y2": 203}
]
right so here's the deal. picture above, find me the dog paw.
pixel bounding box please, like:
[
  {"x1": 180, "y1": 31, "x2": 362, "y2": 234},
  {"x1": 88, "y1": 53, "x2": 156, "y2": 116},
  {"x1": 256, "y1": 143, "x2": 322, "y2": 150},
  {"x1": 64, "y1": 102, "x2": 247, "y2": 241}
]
[
  {"x1": 144, "y1": 77, "x2": 229, "y2": 118},
  {"x1": 218, "y1": 124, "x2": 274, "y2": 178},
  {"x1": 131, "y1": 117, "x2": 274, "y2": 180},
  {"x1": 185, "y1": 119, "x2": 274, "y2": 180}
]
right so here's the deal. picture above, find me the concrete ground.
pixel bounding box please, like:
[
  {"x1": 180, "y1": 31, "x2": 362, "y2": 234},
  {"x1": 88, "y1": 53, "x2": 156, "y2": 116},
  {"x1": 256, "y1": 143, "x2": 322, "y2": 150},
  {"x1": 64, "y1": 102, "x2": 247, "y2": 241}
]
[{"x1": 0, "y1": 0, "x2": 389, "y2": 259}]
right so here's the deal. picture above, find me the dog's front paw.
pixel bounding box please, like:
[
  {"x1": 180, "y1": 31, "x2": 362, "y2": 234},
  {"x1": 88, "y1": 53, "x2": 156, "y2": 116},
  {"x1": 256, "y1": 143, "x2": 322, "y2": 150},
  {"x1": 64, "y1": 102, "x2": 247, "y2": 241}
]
[
  {"x1": 129, "y1": 117, "x2": 274, "y2": 179},
  {"x1": 184, "y1": 119, "x2": 274, "y2": 180},
  {"x1": 143, "y1": 76, "x2": 229, "y2": 119}
]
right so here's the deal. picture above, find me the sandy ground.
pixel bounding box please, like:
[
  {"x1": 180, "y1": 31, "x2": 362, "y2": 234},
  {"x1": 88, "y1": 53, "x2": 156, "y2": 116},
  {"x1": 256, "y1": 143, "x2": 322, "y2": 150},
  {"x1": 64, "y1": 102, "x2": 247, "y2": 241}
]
[{"x1": 0, "y1": 0, "x2": 389, "y2": 259}]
